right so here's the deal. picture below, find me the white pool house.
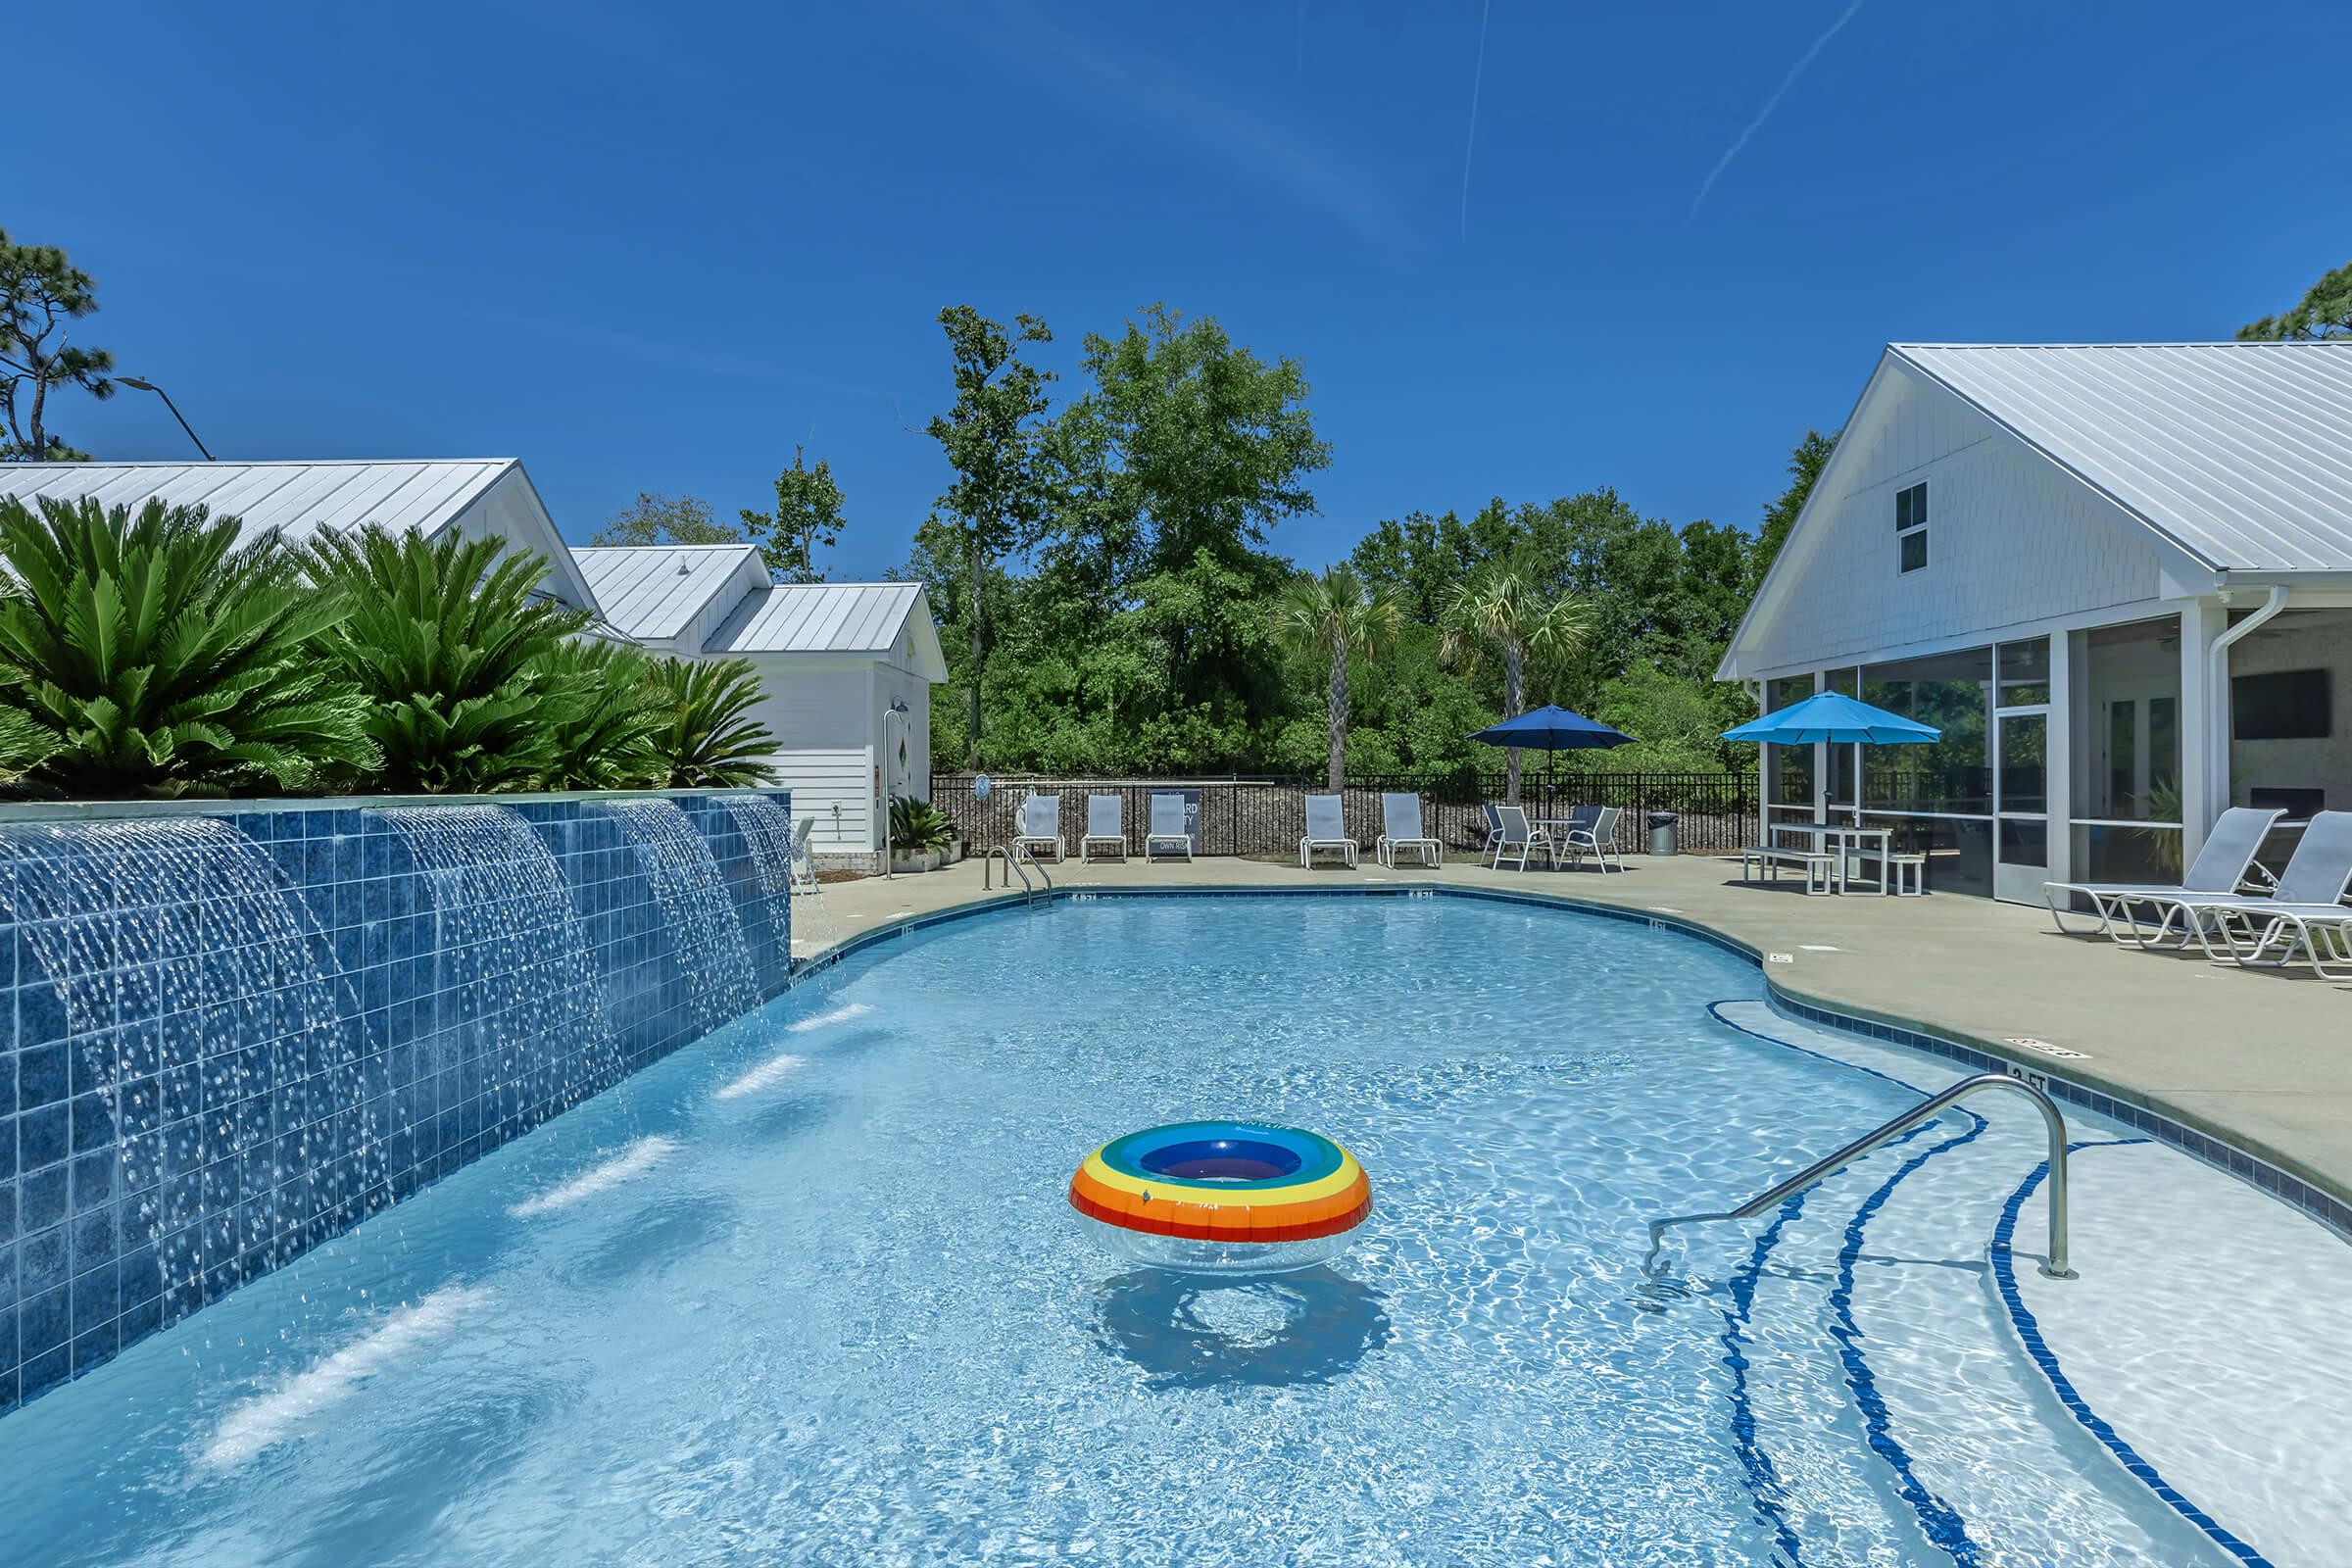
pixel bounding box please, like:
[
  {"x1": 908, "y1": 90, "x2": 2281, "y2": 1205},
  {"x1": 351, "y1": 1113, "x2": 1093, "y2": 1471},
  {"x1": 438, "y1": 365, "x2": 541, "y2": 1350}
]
[{"x1": 1720, "y1": 341, "x2": 2352, "y2": 902}]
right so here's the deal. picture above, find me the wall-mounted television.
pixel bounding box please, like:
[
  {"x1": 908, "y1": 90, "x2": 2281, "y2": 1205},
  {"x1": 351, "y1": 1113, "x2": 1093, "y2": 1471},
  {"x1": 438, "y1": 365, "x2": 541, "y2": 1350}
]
[{"x1": 2232, "y1": 667, "x2": 2330, "y2": 741}]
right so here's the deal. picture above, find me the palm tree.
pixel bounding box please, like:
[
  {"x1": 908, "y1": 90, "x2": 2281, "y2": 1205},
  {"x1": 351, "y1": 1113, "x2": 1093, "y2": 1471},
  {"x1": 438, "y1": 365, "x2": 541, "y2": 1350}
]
[
  {"x1": 1439, "y1": 557, "x2": 1591, "y2": 803},
  {"x1": 1273, "y1": 565, "x2": 1400, "y2": 790}
]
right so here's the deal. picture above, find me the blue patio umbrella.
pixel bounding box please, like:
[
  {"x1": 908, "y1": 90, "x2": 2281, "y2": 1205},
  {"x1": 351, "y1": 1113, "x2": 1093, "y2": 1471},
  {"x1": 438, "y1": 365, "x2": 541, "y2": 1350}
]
[
  {"x1": 1467, "y1": 705, "x2": 1638, "y2": 798},
  {"x1": 1721, "y1": 689, "x2": 1940, "y2": 746}
]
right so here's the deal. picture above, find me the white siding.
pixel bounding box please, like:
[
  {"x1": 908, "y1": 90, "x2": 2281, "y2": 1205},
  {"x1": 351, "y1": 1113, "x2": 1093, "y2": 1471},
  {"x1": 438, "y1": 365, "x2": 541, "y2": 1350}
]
[
  {"x1": 1743, "y1": 368, "x2": 2169, "y2": 674},
  {"x1": 741, "y1": 659, "x2": 874, "y2": 851}
]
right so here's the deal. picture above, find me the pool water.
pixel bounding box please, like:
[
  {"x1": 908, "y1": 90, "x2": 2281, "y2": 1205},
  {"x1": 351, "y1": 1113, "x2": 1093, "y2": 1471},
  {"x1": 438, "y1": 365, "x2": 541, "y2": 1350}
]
[{"x1": 0, "y1": 896, "x2": 2268, "y2": 1565}]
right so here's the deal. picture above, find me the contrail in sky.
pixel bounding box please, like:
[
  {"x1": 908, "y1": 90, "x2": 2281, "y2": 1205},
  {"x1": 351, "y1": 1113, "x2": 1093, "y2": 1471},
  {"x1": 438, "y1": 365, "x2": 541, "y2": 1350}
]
[
  {"x1": 1688, "y1": 0, "x2": 1868, "y2": 219},
  {"x1": 1459, "y1": 0, "x2": 1493, "y2": 238}
]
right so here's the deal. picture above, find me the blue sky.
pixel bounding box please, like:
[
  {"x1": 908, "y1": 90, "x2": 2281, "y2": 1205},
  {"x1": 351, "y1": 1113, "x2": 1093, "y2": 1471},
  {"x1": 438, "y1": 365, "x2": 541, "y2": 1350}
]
[{"x1": 18, "y1": 1, "x2": 2350, "y2": 578}]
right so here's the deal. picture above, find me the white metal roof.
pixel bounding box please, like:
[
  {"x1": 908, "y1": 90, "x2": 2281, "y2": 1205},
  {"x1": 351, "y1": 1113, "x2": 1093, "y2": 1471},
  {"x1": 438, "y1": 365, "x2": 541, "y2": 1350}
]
[
  {"x1": 1888, "y1": 343, "x2": 2352, "y2": 575},
  {"x1": 0, "y1": 459, "x2": 513, "y2": 544},
  {"x1": 573, "y1": 545, "x2": 763, "y2": 642},
  {"x1": 0, "y1": 458, "x2": 601, "y2": 609},
  {"x1": 709, "y1": 581, "x2": 946, "y2": 675}
]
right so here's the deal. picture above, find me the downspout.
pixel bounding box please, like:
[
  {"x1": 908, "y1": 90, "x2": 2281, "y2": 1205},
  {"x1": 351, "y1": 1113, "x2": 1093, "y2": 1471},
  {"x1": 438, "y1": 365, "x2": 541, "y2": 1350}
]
[{"x1": 2205, "y1": 583, "x2": 2287, "y2": 823}]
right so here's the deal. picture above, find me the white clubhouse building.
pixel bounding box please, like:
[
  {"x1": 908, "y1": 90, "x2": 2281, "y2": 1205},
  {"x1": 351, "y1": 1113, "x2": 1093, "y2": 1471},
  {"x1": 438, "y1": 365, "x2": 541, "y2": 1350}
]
[{"x1": 1721, "y1": 341, "x2": 2352, "y2": 902}]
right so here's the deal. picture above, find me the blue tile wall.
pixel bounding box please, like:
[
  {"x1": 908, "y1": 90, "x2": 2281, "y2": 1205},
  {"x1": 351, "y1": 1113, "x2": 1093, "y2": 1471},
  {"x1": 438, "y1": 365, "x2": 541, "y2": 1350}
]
[{"x1": 0, "y1": 790, "x2": 790, "y2": 1413}]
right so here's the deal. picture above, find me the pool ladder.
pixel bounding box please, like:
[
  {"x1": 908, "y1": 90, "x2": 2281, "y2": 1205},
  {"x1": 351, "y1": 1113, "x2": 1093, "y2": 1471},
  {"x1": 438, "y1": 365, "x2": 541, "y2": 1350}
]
[
  {"x1": 1644, "y1": 1072, "x2": 2078, "y2": 1280},
  {"x1": 983, "y1": 843, "x2": 1053, "y2": 907}
]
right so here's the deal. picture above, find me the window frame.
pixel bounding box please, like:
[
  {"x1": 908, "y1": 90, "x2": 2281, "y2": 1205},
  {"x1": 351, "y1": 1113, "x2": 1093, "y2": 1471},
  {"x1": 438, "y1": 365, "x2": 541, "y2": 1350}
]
[{"x1": 1895, "y1": 480, "x2": 1930, "y2": 575}]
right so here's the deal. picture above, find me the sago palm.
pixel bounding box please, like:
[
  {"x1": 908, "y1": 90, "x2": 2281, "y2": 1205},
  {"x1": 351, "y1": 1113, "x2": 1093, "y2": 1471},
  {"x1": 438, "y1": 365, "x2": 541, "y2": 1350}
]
[
  {"x1": 650, "y1": 657, "x2": 779, "y2": 788},
  {"x1": 536, "y1": 637, "x2": 667, "y2": 790},
  {"x1": 1439, "y1": 557, "x2": 1591, "y2": 803},
  {"x1": 0, "y1": 494, "x2": 375, "y2": 797},
  {"x1": 1273, "y1": 564, "x2": 1400, "y2": 790},
  {"x1": 305, "y1": 525, "x2": 589, "y2": 793}
]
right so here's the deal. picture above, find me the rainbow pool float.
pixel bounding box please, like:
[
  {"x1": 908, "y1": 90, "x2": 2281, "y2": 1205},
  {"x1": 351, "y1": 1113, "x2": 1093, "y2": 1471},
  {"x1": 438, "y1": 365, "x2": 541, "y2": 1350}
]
[{"x1": 1068, "y1": 1120, "x2": 1372, "y2": 1274}]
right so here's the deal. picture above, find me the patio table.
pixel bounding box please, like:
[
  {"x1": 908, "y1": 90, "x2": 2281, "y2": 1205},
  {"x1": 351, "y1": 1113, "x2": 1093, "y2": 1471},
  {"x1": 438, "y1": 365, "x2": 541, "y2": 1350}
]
[{"x1": 1769, "y1": 821, "x2": 1895, "y2": 894}]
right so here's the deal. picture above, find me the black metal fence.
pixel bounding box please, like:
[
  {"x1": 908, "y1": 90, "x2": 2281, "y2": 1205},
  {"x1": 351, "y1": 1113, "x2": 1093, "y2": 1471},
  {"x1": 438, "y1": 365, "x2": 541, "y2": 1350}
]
[{"x1": 927, "y1": 772, "x2": 1759, "y2": 858}]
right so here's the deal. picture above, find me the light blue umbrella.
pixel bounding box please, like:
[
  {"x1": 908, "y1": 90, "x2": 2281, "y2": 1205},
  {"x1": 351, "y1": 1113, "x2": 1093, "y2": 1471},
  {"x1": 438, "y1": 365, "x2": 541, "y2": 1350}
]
[{"x1": 1721, "y1": 689, "x2": 1940, "y2": 745}]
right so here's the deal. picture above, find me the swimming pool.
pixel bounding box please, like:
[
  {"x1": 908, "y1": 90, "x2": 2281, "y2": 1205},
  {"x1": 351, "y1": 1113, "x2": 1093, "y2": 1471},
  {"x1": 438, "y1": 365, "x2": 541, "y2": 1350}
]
[{"x1": 2, "y1": 893, "x2": 2343, "y2": 1565}]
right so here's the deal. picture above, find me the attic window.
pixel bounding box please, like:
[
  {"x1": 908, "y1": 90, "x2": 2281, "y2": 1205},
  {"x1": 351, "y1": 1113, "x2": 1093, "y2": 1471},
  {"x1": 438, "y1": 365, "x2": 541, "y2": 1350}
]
[{"x1": 1895, "y1": 481, "x2": 1928, "y2": 574}]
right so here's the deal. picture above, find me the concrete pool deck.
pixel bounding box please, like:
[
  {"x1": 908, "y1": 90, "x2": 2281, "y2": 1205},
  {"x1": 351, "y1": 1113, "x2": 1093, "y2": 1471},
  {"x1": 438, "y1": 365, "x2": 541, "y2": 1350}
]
[{"x1": 795, "y1": 851, "x2": 2352, "y2": 1229}]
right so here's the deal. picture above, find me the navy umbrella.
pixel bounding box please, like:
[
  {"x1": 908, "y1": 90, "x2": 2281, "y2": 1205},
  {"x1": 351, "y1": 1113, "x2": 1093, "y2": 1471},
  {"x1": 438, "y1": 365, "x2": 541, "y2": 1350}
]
[{"x1": 1467, "y1": 705, "x2": 1638, "y2": 800}]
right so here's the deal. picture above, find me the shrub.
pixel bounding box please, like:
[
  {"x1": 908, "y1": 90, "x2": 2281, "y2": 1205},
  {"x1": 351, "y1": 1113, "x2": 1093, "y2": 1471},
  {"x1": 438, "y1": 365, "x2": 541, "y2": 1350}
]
[
  {"x1": 0, "y1": 495, "x2": 375, "y2": 797},
  {"x1": 537, "y1": 637, "x2": 666, "y2": 790},
  {"x1": 649, "y1": 657, "x2": 778, "y2": 788},
  {"x1": 306, "y1": 525, "x2": 589, "y2": 793},
  {"x1": 888, "y1": 797, "x2": 956, "y2": 854}
]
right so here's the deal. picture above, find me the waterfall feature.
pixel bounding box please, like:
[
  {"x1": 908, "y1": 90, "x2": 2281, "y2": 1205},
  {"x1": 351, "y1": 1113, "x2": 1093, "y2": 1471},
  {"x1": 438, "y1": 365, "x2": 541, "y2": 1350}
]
[
  {"x1": 0, "y1": 818, "x2": 389, "y2": 1327},
  {"x1": 608, "y1": 799, "x2": 758, "y2": 1029},
  {"x1": 379, "y1": 806, "x2": 618, "y2": 1128},
  {"x1": 718, "y1": 793, "x2": 826, "y2": 977}
]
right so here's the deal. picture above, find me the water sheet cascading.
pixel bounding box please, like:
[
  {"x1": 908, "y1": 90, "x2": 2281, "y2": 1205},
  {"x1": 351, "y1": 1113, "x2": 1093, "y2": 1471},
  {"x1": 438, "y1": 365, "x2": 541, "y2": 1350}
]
[
  {"x1": 717, "y1": 793, "x2": 825, "y2": 975},
  {"x1": 0, "y1": 817, "x2": 390, "y2": 1328},
  {"x1": 378, "y1": 805, "x2": 618, "y2": 1132},
  {"x1": 608, "y1": 798, "x2": 759, "y2": 1030}
]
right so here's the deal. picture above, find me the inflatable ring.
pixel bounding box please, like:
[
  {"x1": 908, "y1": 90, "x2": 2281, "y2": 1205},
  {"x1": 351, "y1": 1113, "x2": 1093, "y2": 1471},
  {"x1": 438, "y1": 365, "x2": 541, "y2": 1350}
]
[{"x1": 1068, "y1": 1121, "x2": 1372, "y2": 1274}]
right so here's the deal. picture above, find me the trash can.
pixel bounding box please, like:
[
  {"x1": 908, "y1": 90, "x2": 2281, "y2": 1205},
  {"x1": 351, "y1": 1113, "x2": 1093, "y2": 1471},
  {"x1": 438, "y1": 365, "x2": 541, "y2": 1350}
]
[{"x1": 1646, "y1": 810, "x2": 1679, "y2": 857}]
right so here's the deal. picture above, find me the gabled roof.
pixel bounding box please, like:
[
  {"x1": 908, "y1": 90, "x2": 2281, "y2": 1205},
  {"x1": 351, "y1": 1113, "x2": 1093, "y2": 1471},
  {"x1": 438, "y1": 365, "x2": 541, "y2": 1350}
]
[
  {"x1": 573, "y1": 545, "x2": 764, "y2": 643},
  {"x1": 709, "y1": 581, "x2": 947, "y2": 678},
  {"x1": 1886, "y1": 342, "x2": 2352, "y2": 574},
  {"x1": 0, "y1": 458, "x2": 600, "y2": 608},
  {"x1": 0, "y1": 459, "x2": 510, "y2": 543}
]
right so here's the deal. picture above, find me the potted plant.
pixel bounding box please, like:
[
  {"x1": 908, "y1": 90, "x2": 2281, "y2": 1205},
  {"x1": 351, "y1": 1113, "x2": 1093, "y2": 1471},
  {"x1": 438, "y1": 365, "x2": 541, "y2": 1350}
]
[{"x1": 889, "y1": 797, "x2": 958, "y2": 873}]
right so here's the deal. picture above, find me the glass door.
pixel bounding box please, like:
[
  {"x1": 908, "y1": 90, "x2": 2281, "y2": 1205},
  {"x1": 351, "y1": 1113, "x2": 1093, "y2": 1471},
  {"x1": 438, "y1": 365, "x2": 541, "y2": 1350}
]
[{"x1": 1992, "y1": 639, "x2": 2051, "y2": 903}]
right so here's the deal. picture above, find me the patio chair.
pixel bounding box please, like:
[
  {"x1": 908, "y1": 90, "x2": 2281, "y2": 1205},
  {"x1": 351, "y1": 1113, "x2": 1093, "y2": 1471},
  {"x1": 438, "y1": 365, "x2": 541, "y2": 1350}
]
[
  {"x1": 2151, "y1": 810, "x2": 2352, "y2": 971},
  {"x1": 1488, "y1": 805, "x2": 1555, "y2": 871},
  {"x1": 1012, "y1": 794, "x2": 1065, "y2": 862},
  {"x1": 1559, "y1": 805, "x2": 1625, "y2": 873},
  {"x1": 1479, "y1": 803, "x2": 1505, "y2": 858},
  {"x1": 2042, "y1": 806, "x2": 2281, "y2": 945},
  {"x1": 789, "y1": 815, "x2": 820, "y2": 891},
  {"x1": 1145, "y1": 793, "x2": 1193, "y2": 861},
  {"x1": 1299, "y1": 793, "x2": 1358, "y2": 868},
  {"x1": 1081, "y1": 794, "x2": 1126, "y2": 861},
  {"x1": 1375, "y1": 793, "x2": 1443, "y2": 868}
]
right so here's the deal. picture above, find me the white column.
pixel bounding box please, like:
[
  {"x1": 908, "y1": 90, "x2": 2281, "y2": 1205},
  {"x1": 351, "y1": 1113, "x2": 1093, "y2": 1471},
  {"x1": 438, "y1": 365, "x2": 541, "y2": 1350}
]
[
  {"x1": 2179, "y1": 603, "x2": 2226, "y2": 865},
  {"x1": 2045, "y1": 630, "x2": 2073, "y2": 887}
]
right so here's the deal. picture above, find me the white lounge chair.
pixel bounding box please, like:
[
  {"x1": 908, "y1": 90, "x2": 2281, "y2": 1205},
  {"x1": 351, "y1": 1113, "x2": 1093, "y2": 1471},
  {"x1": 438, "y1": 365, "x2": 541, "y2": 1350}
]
[
  {"x1": 1488, "y1": 804, "x2": 1555, "y2": 871},
  {"x1": 2150, "y1": 810, "x2": 2352, "y2": 971},
  {"x1": 1375, "y1": 793, "x2": 1443, "y2": 868},
  {"x1": 1146, "y1": 793, "x2": 1193, "y2": 861},
  {"x1": 789, "y1": 815, "x2": 820, "y2": 892},
  {"x1": 2043, "y1": 806, "x2": 2281, "y2": 944},
  {"x1": 1012, "y1": 794, "x2": 1065, "y2": 862},
  {"x1": 1559, "y1": 805, "x2": 1624, "y2": 873},
  {"x1": 1299, "y1": 793, "x2": 1357, "y2": 868},
  {"x1": 1081, "y1": 794, "x2": 1126, "y2": 861},
  {"x1": 1479, "y1": 803, "x2": 1505, "y2": 858}
]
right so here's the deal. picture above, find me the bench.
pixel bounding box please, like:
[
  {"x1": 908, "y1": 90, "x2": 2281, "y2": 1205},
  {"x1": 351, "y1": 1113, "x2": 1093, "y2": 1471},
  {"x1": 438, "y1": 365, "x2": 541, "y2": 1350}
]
[
  {"x1": 1839, "y1": 846, "x2": 1930, "y2": 897},
  {"x1": 1740, "y1": 846, "x2": 1841, "y2": 895}
]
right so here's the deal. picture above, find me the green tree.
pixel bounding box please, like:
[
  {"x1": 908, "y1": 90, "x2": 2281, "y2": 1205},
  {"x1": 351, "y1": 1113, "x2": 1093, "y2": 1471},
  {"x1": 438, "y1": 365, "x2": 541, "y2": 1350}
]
[
  {"x1": 1748, "y1": 429, "x2": 1837, "y2": 594},
  {"x1": 927, "y1": 306, "x2": 1056, "y2": 768},
  {"x1": 649, "y1": 657, "x2": 778, "y2": 787},
  {"x1": 305, "y1": 526, "x2": 589, "y2": 793},
  {"x1": 1439, "y1": 556, "x2": 1591, "y2": 802},
  {"x1": 590, "y1": 492, "x2": 742, "y2": 547},
  {"x1": 0, "y1": 228, "x2": 116, "y2": 462},
  {"x1": 1273, "y1": 564, "x2": 1400, "y2": 789},
  {"x1": 0, "y1": 496, "x2": 374, "y2": 796},
  {"x1": 739, "y1": 446, "x2": 846, "y2": 583},
  {"x1": 2238, "y1": 260, "x2": 2352, "y2": 341}
]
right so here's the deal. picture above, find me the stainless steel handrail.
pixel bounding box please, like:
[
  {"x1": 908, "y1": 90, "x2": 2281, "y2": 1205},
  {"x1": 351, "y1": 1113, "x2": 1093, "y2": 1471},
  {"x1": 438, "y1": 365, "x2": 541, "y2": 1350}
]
[
  {"x1": 1644, "y1": 1072, "x2": 2079, "y2": 1280},
  {"x1": 983, "y1": 844, "x2": 1053, "y2": 901}
]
